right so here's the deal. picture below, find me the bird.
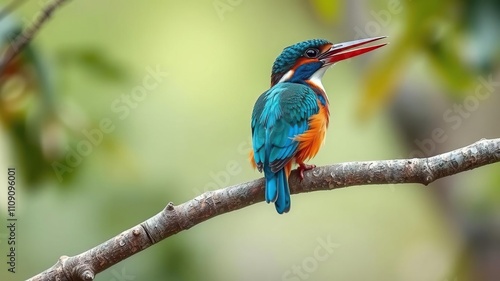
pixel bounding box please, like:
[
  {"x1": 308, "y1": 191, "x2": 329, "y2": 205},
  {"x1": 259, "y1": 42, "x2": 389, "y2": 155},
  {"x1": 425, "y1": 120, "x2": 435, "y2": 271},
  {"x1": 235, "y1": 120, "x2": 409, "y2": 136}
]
[{"x1": 249, "y1": 36, "x2": 387, "y2": 214}]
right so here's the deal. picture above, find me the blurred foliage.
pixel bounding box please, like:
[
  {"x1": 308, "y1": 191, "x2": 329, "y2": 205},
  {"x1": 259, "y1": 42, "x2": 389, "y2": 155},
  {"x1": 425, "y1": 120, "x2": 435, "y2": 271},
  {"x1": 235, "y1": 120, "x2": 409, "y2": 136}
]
[
  {"x1": 359, "y1": 0, "x2": 500, "y2": 119},
  {"x1": 0, "y1": 16, "x2": 61, "y2": 184},
  {"x1": 0, "y1": 15, "x2": 128, "y2": 186},
  {"x1": 309, "y1": 0, "x2": 343, "y2": 23},
  {"x1": 56, "y1": 47, "x2": 127, "y2": 82},
  {"x1": 0, "y1": 0, "x2": 498, "y2": 281}
]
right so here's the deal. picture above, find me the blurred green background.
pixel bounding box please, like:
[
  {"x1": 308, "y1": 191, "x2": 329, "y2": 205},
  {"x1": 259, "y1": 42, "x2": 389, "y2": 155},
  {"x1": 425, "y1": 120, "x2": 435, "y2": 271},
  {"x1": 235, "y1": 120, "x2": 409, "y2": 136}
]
[{"x1": 1, "y1": 0, "x2": 500, "y2": 280}]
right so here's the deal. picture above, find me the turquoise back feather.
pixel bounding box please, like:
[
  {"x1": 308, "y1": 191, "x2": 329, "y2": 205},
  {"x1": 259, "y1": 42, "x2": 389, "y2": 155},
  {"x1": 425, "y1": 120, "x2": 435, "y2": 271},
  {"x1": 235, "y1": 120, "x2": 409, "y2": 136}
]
[{"x1": 251, "y1": 83, "x2": 319, "y2": 213}]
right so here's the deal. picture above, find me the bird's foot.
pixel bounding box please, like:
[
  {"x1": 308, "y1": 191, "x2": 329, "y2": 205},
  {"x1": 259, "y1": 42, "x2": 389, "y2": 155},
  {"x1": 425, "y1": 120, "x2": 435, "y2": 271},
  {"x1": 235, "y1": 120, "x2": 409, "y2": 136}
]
[{"x1": 297, "y1": 163, "x2": 316, "y2": 180}]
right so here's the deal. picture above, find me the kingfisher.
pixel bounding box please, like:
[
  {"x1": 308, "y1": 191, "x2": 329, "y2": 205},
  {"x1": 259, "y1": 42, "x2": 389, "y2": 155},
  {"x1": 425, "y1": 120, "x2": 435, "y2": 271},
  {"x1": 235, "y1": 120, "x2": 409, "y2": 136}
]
[{"x1": 250, "y1": 36, "x2": 387, "y2": 214}]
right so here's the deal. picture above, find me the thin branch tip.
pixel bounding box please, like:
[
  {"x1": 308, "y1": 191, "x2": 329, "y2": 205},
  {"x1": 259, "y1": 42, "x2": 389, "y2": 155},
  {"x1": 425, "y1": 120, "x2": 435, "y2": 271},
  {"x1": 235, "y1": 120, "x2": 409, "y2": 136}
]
[
  {"x1": 166, "y1": 202, "x2": 175, "y2": 210},
  {"x1": 0, "y1": 0, "x2": 71, "y2": 73}
]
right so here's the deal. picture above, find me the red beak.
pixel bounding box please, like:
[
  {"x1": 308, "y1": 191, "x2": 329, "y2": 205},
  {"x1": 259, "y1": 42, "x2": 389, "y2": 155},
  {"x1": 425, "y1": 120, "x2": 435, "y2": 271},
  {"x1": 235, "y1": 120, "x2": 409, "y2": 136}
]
[{"x1": 320, "y1": 36, "x2": 387, "y2": 65}]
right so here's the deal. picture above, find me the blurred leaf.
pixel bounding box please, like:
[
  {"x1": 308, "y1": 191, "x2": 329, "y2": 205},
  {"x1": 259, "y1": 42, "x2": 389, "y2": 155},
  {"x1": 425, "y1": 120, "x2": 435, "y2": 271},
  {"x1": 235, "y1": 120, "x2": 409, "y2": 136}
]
[
  {"x1": 0, "y1": 16, "x2": 128, "y2": 187},
  {"x1": 423, "y1": 24, "x2": 476, "y2": 94},
  {"x1": 463, "y1": 0, "x2": 500, "y2": 73},
  {"x1": 56, "y1": 47, "x2": 128, "y2": 82},
  {"x1": 357, "y1": 36, "x2": 412, "y2": 120},
  {"x1": 356, "y1": 0, "x2": 497, "y2": 119},
  {"x1": 485, "y1": 169, "x2": 500, "y2": 206},
  {"x1": 405, "y1": 0, "x2": 450, "y2": 31},
  {"x1": 0, "y1": 14, "x2": 21, "y2": 46},
  {"x1": 157, "y1": 241, "x2": 203, "y2": 281},
  {"x1": 0, "y1": 16, "x2": 58, "y2": 185},
  {"x1": 309, "y1": 0, "x2": 342, "y2": 23}
]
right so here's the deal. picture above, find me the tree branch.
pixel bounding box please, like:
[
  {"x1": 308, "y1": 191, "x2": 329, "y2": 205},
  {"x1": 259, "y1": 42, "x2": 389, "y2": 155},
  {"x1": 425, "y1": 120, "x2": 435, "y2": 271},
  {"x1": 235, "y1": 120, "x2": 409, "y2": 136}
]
[
  {"x1": 0, "y1": 0, "x2": 70, "y2": 74},
  {"x1": 27, "y1": 138, "x2": 500, "y2": 281}
]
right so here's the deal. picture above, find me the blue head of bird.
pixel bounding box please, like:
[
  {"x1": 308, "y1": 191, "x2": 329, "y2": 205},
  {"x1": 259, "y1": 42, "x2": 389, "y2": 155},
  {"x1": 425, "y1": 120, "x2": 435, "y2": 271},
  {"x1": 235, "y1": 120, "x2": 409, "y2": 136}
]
[{"x1": 270, "y1": 36, "x2": 387, "y2": 88}]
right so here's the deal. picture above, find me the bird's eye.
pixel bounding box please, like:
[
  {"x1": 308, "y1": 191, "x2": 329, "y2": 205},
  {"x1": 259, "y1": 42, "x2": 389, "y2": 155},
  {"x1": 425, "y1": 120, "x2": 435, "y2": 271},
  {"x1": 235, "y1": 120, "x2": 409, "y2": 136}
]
[{"x1": 304, "y1": 48, "x2": 320, "y2": 58}]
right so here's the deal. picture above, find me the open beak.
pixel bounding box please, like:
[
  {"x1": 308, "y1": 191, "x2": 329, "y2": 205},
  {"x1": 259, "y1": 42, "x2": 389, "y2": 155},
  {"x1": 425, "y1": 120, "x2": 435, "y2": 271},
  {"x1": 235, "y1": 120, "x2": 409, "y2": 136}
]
[{"x1": 320, "y1": 36, "x2": 387, "y2": 66}]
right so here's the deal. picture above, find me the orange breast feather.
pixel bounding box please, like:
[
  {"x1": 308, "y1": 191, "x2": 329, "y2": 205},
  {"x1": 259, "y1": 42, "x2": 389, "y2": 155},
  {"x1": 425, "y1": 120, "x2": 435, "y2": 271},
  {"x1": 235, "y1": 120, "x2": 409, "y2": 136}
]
[{"x1": 293, "y1": 103, "x2": 329, "y2": 164}]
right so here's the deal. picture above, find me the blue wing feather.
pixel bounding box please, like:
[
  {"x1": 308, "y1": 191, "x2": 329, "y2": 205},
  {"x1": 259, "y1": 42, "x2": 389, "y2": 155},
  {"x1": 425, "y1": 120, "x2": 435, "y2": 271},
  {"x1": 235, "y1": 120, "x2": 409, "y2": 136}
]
[{"x1": 251, "y1": 82, "x2": 319, "y2": 214}]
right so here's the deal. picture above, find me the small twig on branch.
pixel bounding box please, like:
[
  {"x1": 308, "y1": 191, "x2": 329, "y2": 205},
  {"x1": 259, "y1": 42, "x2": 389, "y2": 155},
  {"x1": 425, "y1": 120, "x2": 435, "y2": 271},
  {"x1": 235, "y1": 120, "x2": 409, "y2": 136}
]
[
  {"x1": 0, "y1": 0, "x2": 70, "y2": 74},
  {"x1": 27, "y1": 138, "x2": 500, "y2": 281}
]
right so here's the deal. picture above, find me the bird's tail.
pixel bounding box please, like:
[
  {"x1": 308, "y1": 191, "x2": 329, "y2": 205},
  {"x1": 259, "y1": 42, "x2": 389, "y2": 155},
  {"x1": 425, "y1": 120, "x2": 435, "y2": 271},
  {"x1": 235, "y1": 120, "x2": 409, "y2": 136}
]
[{"x1": 264, "y1": 166, "x2": 291, "y2": 214}]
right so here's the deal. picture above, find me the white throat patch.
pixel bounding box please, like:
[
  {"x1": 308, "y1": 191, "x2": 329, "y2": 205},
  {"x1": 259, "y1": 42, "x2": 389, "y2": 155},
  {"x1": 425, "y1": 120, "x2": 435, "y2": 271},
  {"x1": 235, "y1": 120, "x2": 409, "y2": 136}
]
[
  {"x1": 308, "y1": 67, "x2": 327, "y2": 92},
  {"x1": 276, "y1": 67, "x2": 329, "y2": 94},
  {"x1": 277, "y1": 70, "x2": 294, "y2": 84}
]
